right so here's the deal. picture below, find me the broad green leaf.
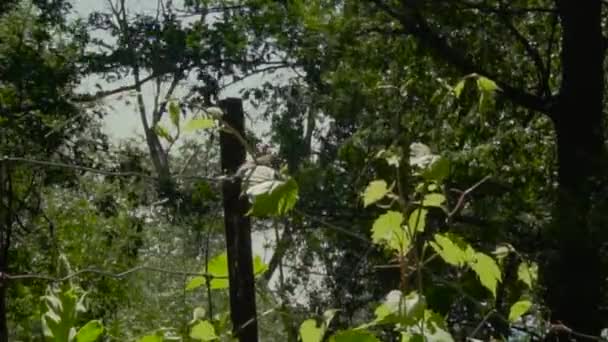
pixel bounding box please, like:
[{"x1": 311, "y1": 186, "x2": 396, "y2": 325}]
[
  {"x1": 422, "y1": 193, "x2": 445, "y2": 208},
  {"x1": 187, "y1": 252, "x2": 267, "y2": 291},
  {"x1": 323, "y1": 309, "x2": 339, "y2": 327},
  {"x1": 469, "y1": 252, "x2": 502, "y2": 297},
  {"x1": 429, "y1": 234, "x2": 467, "y2": 267},
  {"x1": 190, "y1": 320, "x2": 218, "y2": 341},
  {"x1": 299, "y1": 319, "x2": 325, "y2": 342},
  {"x1": 423, "y1": 157, "x2": 450, "y2": 182},
  {"x1": 453, "y1": 80, "x2": 466, "y2": 98},
  {"x1": 154, "y1": 124, "x2": 173, "y2": 143},
  {"x1": 362, "y1": 180, "x2": 390, "y2": 207},
  {"x1": 186, "y1": 276, "x2": 205, "y2": 291},
  {"x1": 185, "y1": 118, "x2": 215, "y2": 132},
  {"x1": 42, "y1": 286, "x2": 84, "y2": 341},
  {"x1": 371, "y1": 211, "x2": 409, "y2": 252},
  {"x1": 249, "y1": 178, "x2": 299, "y2": 217},
  {"x1": 373, "y1": 304, "x2": 393, "y2": 324},
  {"x1": 329, "y1": 330, "x2": 381, "y2": 342},
  {"x1": 207, "y1": 253, "x2": 230, "y2": 290},
  {"x1": 408, "y1": 208, "x2": 427, "y2": 233},
  {"x1": 370, "y1": 290, "x2": 402, "y2": 325},
  {"x1": 376, "y1": 149, "x2": 401, "y2": 167},
  {"x1": 421, "y1": 311, "x2": 454, "y2": 342},
  {"x1": 138, "y1": 334, "x2": 163, "y2": 342},
  {"x1": 476, "y1": 76, "x2": 500, "y2": 93},
  {"x1": 517, "y1": 262, "x2": 537, "y2": 288},
  {"x1": 169, "y1": 102, "x2": 180, "y2": 127},
  {"x1": 75, "y1": 320, "x2": 104, "y2": 342},
  {"x1": 403, "y1": 291, "x2": 426, "y2": 320},
  {"x1": 508, "y1": 300, "x2": 532, "y2": 322},
  {"x1": 253, "y1": 255, "x2": 268, "y2": 276}
]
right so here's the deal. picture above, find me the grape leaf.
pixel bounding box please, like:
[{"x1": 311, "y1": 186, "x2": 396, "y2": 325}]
[
  {"x1": 508, "y1": 300, "x2": 532, "y2": 322},
  {"x1": 362, "y1": 180, "x2": 390, "y2": 207}
]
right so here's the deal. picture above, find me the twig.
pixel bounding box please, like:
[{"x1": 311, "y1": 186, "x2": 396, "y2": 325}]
[
  {"x1": 549, "y1": 323, "x2": 608, "y2": 341},
  {"x1": 469, "y1": 309, "x2": 496, "y2": 339},
  {"x1": 295, "y1": 209, "x2": 371, "y2": 244},
  {"x1": 1, "y1": 265, "x2": 226, "y2": 283},
  {"x1": 448, "y1": 175, "x2": 491, "y2": 218},
  {"x1": 0, "y1": 156, "x2": 226, "y2": 182}
]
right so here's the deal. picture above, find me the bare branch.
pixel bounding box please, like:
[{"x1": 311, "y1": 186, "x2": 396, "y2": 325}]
[
  {"x1": 448, "y1": 175, "x2": 491, "y2": 218},
  {"x1": 72, "y1": 72, "x2": 161, "y2": 103}
]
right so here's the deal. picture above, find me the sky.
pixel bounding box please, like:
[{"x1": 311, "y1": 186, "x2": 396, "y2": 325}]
[
  {"x1": 71, "y1": 0, "x2": 284, "y2": 141},
  {"x1": 68, "y1": 0, "x2": 321, "y2": 295}
]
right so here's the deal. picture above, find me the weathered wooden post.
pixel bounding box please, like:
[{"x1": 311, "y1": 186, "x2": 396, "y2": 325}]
[{"x1": 219, "y1": 98, "x2": 259, "y2": 342}]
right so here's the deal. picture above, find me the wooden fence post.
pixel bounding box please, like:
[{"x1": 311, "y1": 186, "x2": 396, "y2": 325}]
[{"x1": 219, "y1": 98, "x2": 259, "y2": 342}]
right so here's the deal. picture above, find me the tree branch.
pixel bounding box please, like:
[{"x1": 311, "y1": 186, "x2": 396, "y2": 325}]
[
  {"x1": 71, "y1": 72, "x2": 161, "y2": 103},
  {"x1": 368, "y1": 0, "x2": 551, "y2": 114}
]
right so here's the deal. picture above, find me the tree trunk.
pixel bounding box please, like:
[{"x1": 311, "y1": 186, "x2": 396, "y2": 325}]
[{"x1": 543, "y1": 1, "x2": 606, "y2": 338}]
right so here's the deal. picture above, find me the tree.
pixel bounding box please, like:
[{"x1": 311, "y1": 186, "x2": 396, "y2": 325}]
[
  {"x1": 234, "y1": 0, "x2": 608, "y2": 338},
  {"x1": 364, "y1": 1, "x2": 605, "y2": 337},
  {"x1": 0, "y1": 1, "x2": 104, "y2": 340}
]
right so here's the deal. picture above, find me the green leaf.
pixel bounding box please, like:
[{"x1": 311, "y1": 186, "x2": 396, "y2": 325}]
[
  {"x1": 423, "y1": 157, "x2": 450, "y2": 182},
  {"x1": 184, "y1": 118, "x2": 215, "y2": 132},
  {"x1": 371, "y1": 211, "x2": 409, "y2": 252},
  {"x1": 299, "y1": 319, "x2": 325, "y2": 342},
  {"x1": 375, "y1": 148, "x2": 402, "y2": 167},
  {"x1": 187, "y1": 252, "x2": 267, "y2": 291},
  {"x1": 421, "y1": 311, "x2": 455, "y2": 342},
  {"x1": 138, "y1": 333, "x2": 163, "y2": 342},
  {"x1": 329, "y1": 330, "x2": 381, "y2": 342},
  {"x1": 249, "y1": 178, "x2": 299, "y2": 217},
  {"x1": 508, "y1": 300, "x2": 532, "y2": 322},
  {"x1": 154, "y1": 124, "x2": 173, "y2": 143},
  {"x1": 517, "y1": 262, "x2": 537, "y2": 288},
  {"x1": 75, "y1": 320, "x2": 104, "y2": 342},
  {"x1": 207, "y1": 253, "x2": 230, "y2": 290},
  {"x1": 422, "y1": 193, "x2": 445, "y2": 208},
  {"x1": 42, "y1": 286, "x2": 85, "y2": 341},
  {"x1": 190, "y1": 320, "x2": 218, "y2": 341},
  {"x1": 476, "y1": 76, "x2": 500, "y2": 93},
  {"x1": 429, "y1": 234, "x2": 468, "y2": 267},
  {"x1": 253, "y1": 255, "x2": 268, "y2": 276},
  {"x1": 362, "y1": 180, "x2": 390, "y2": 207},
  {"x1": 186, "y1": 276, "x2": 205, "y2": 291},
  {"x1": 403, "y1": 291, "x2": 426, "y2": 320},
  {"x1": 169, "y1": 102, "x2": 180, "y2": 127},
  {"x1": 453, "y1": 80, "x2": 466, "y2": 98},
  {"x1": 469, "y1": 252, "x2": 502, "y2": 297},
  {"x1": 323, "y1": 309, "x2": 339, "y2": 327},
  {"x1": 408, "y1": 208, "x2": 427, "y2": 233}
]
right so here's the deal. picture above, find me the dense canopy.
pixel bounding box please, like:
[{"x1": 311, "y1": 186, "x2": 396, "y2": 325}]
[{"x1": 1, "y1": 0, "x2": 607, "y2": 341}]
